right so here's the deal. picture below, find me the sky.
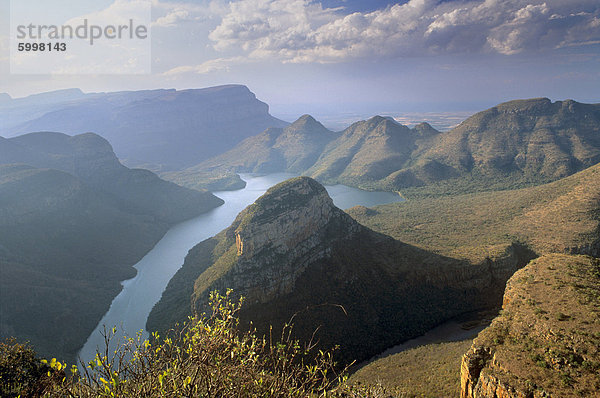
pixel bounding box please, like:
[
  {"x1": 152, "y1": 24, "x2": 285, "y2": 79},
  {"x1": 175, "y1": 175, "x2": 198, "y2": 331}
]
[{"x1": 1, "y1": 0, "x2": 599, "y2": 126}]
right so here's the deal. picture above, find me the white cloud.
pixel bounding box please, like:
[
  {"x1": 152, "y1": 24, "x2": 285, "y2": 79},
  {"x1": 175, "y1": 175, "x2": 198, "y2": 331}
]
[
  {"x1": 153, "y1": 9, "x2": 191, "y2": 27},
  {"x1": 151, "y1": 0, "x2": 227, "y2": 27},
  {"x1": 205, "y1": 0, "x2": 600, "y2": 63},
  {"x1": 162, "y1": 56, "x2": 247, "y2": 75}
]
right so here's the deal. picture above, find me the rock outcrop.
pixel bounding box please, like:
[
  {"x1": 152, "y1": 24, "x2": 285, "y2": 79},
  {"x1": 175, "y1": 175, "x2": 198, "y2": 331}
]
[
  {"x1": 149, "y1": 177, "x2": 536, "y2": 364},
  {"x1": 461, "y1": 254, "x2": 600, "y2": 398}
]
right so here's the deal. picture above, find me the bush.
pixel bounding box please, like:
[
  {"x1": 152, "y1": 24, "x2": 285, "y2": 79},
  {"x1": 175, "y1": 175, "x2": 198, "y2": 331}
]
[
  {"x1": 0, "y1": 338, "x2": 66, "y2": 398},
  {"x1": 12, "y1": 290, "x2": 367, "y2": 397}
]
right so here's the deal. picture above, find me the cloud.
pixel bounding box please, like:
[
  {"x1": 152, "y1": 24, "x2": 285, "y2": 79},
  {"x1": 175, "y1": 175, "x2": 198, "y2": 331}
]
[
  {"x1": 206, "y1": 0, "x2": 600, "y2": 62},
  {"x1": 151, "y1": 0, "x2": 227, "y2": 27},
  {"x1": 162, "y1": 56, "x2": 247, "y2": 75},
  {"x1": 153, "y1": 9, "x2": 191, "y2": 27}
]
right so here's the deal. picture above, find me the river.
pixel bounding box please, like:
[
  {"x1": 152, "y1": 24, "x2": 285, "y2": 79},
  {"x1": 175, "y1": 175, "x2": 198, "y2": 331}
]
[{"x1": 78, "y1": 173, "x2": 403, "y2": 366}]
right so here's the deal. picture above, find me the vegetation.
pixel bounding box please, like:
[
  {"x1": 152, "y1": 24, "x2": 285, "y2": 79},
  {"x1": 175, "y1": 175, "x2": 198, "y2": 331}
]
[
  {"x1": 184, "y1": 98, "x2": 600, "y2": 195},
  {"x1": 149, "y1": 176, "x2": 521, "y2": 368},
  {"x1": 165, "y1": 114, "x2": 338, "y2": 189},
  {"x1": 348, "y1": 162, "x2": 600, "y2": 263},
  {"x1": 0, "y1": 132, "x2": 223, "y2": 364},
  {"x1": 1, "y1": 291, "x2": 388, "y2": 397},
  {"x1": 467, "y1": 254, "x2": 600, "y2": 397},
  {"x1": 350, "y1": 339, "x2": 474, "y2": 397},
  {"x1": 160, "y1": 170, "x2": 246, "y2": 191}
]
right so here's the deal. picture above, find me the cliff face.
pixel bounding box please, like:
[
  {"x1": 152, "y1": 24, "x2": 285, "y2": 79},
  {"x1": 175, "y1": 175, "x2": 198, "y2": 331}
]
[
  {"x1": 461, "y1": 254, "x2": 600, "y2": 398},
  {"x1": 202, "y1": 177, "x2": 360, "y2": 305},
  {"x1": 149, "y1": 177, "x2": 535, "y2": 364}
]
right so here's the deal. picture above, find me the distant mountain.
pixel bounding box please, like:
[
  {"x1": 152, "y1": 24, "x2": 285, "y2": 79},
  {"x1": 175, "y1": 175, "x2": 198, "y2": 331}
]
[
  {"x1": 180, "y1": 98, "x2": 600, "y2": 195},
  {"x1": 163, "y1": 115, "x2": 338, "y2": 190},
  {"x1": 307, "y1": 98, "x2": 600, "y2": 192},
  {"x1": 0, "y1": 132, "x2": 223, "y2": 363},
  {"x1": 2, "y1": 85, "x2": 288, "y2": 170},
  {"x1": 385, "y1": 98, "x2": 600, "y2": 192},
  {"x1": 305, "y1": 116, "x2": 440, "y2": 188},
  {"x1": 148, "y1": 177, "x2": 532, "y2": 364},
  {"x1": 2, "y1": 131, "x2": 222, "y2": 223}
]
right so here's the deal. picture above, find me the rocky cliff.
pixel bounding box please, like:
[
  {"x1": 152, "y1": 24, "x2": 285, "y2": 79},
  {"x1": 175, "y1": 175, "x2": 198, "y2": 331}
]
[
  {"x1": 149, "y1": 177, "x2": 535, "y2": 364},
  {"x1": 461, "y1": 254, "x2": 600, "y2": 398}
]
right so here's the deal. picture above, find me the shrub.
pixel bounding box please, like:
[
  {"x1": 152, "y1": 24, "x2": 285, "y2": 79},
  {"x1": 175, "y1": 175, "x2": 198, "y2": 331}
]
[
  {"x1": 0, "y1": 338, "x2": 66, "y2": 398},
  {"x1": 11, "y1": 290, "x2": 358, "y2": 397}
]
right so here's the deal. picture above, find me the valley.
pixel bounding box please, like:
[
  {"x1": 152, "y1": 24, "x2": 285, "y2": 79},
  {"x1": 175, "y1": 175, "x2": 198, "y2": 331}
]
[{"x1": 0, "y1": 87, "x2": 598, "y2": 397}]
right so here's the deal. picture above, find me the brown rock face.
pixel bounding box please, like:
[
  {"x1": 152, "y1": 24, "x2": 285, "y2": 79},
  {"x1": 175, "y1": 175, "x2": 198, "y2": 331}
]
[
  {"x1": 461, "y1": 254, "x2": 600, "y2": 398},
  {"x1": 209, "y1": 176, "x2": 360, "y2": 305}
]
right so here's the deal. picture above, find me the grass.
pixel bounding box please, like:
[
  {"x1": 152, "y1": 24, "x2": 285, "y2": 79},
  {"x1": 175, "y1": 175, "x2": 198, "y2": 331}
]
[
  {"x1": 469, "y1": 254, "x2": 600, "y2": 397},
  {"x1": 349, "y1": 339, "x2": 474, "y2": 397},
  {"x1": 348, "y1": 163, "x2": 600, "y2": 263}
]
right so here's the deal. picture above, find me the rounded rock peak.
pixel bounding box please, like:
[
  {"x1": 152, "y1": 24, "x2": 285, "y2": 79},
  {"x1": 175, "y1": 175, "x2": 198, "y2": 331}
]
[{"x1": 261, "y1": 176, "x2": 329, "y2": 201}]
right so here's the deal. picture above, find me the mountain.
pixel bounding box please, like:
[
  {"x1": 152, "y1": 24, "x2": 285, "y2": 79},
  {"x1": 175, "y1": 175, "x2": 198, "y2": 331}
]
[
  {"x1": 390, "y1": 98, "x2": 600, "y2": 190},
  {"x1": 461, "y1": 254, "x2": 600, "y2": 398},
  {"x1": 2, "y1": 85, "x2": 288, "y2": 170},
  {"x1": 162, "y1": 115, "x2": 338, "y2": 190},
  {"x1": 0, "y1": 132, "x2": 223, "y2": 363},
  {"x1": 148, "y1": 177, "x2": 534, "y2": 364},
  {"x1": 2, "y1": 131, "x2": 223, "y2": 223},
  {"x1": 305, "y1": 117, "x2": 440, "y2": 188},
  {"x1": 307, "y1": 98, "x2": 600, "y2": 192}
]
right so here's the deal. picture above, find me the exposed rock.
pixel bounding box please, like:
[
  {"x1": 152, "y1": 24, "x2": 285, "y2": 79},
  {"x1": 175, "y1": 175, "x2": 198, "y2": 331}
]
[
  {"x1": 461, "y1": 254, "x2": 600, "y2": 398},
  {"x1": 149, "y1": 177, "x2": 536, "y2": 364}
]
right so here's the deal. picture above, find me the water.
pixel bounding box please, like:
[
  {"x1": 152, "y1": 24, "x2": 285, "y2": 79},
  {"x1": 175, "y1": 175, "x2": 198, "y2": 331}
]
[{"x1": 78, "y1": 173, "x2": 403, "y2": 366}]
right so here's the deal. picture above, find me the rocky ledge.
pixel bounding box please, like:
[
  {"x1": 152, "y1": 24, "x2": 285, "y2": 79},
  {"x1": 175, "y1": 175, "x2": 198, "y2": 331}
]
[{"x1": 461, "y1": 254, "x2": 600, "y2": 398}]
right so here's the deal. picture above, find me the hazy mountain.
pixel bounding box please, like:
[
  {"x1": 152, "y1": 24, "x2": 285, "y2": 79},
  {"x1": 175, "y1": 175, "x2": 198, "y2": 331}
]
[
  {"x1": 0, "y1": 89, "x2": 86, "y2": 131},
  {"x1": 178, "y1": 98, "x2": 600, "y2": 195},
  {"x1": 0, "y1": 132, "x2": 223, "y2": 363},
  {"x1": 148, "y1": 177, "x2": 533, "y2": 364},
  {"x1": 2, "y1": 85, "x2": 288, "y2": 170},
  {"x1": 163, "y1": 115, "x2": 338, "y2": 190},
  {"x1": 2, "y1": 131, "x2": 223, "y2": 223}
]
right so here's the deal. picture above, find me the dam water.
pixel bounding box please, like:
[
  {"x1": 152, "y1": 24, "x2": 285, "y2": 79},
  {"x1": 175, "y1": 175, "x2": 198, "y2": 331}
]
[{"x1": 78, "y1": 173, "x2": 403, "y2": 366}]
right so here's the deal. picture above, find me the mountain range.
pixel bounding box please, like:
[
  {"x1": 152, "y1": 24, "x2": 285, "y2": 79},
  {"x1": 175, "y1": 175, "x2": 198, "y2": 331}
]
[
  {"x1": 1, "y1": 85, "x2": 288, "y2": 170},
  {"x1": 0, "y1": 132, "x2": 223, "y2": 362},
  {"x1": 170, "y1": 98, "x2": 600, "y2": 195}
]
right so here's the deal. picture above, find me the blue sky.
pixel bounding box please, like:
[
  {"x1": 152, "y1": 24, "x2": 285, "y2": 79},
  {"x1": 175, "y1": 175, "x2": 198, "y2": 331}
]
[{"x1": 1, "y1": 0, "x2": 599, "y2": 125}]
